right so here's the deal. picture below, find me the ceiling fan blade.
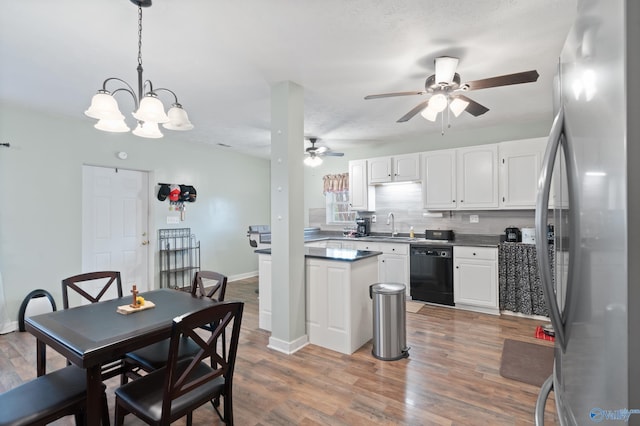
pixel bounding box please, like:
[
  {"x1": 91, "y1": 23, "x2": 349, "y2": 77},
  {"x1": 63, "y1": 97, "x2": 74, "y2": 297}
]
[
  {"x1": 461, "y1": 70, "x2": 539, "y2": 91},
  {"x1": 315, "y1": 146, "x2": 328, "y2": 154},
  {"x1": 365, "y1": 91, "x2": 425, "y2": 100},
  {"x1": 397, "y1": 100, "x2": 429, "y2": 123},
  {"x1": 454, "y1": 94, "x2": 489, "y2": 116},
  {"x1": 323, "y1": 152, "x2": 344, "y2": 157}
]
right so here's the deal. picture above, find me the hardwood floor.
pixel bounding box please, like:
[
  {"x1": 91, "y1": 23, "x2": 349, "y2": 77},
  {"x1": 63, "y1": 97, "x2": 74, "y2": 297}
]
[{"x1": 0, "y1": 277, "x2": 558, "y2": 425}]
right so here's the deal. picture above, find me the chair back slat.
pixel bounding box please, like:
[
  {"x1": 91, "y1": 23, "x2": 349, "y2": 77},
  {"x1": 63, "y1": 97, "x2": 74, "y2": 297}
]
[
  {"x1": 161, "y1": 301, "x2": 243, "y2": 418},
  {"x1": 191, "y1": 271, "x2": 228, "y2": 302},
  {"x1": 62, "y1": 271, "x2": 123, "y2": 309}
]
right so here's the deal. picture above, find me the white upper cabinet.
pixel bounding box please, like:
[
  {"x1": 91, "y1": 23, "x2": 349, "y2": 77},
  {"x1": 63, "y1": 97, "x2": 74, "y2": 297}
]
[
  {"x1": 422, "y1": 149, "x2": 457, "y2": 210},
  {"x1": 498, "y1": 137, "x2": 547, "y2": 209},
  {"x1": 368, "y1": 157, "x2": 392, "y2": 184},
  {"x1": 368, "y1": 154, "x2": 420, "y2": 184},
  {"x1": 394, "y1": 154, "x2": 421, "y2": 182},
  {"x1": 456, "y1": 145, "x2": 499, "y2": 209},
  {"x1": 348, "y1": 159, "x2": 374, "y2": 211}
]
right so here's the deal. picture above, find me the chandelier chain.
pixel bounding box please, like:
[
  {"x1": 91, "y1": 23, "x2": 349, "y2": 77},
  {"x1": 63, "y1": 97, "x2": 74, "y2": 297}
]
[{"x1": 137, "y1": 6, "x2": 143, "y2": 66}]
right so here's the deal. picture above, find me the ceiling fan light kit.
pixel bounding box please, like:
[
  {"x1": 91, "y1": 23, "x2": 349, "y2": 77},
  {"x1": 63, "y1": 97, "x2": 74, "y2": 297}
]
[
  {"x1": 365, "y1": 56, "x2": 539, "y2": 135},
  {"x1": 435, "y1": 56, "x2": 459, "y2": 85},
  {"x1": 420, "y1": 107, "x2": 438, "y2": 122},
  {"x1": 304, "y1": 137, "x2": 344, "y2": 167},
  {"x1": 304, "y1": 155, "x2": 323, "y2": 167},
  {"x1": 428, "y1": 93, "x2": 448, "y2": 112},
  {"x1": 449, "y1": 97, "x2": 470, "y2": 117},
  {"x1": 84, "y1": 0, "x2": 193, "y2": 138}
]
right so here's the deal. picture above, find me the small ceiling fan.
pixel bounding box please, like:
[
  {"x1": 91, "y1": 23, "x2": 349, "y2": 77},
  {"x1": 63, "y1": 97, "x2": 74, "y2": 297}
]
[
  {"x1": 365, "y1": 56, "x2": 539, "y2": 127},
  {"x1": 304, "y1": 137, "x2": 344, "y2": 167}
]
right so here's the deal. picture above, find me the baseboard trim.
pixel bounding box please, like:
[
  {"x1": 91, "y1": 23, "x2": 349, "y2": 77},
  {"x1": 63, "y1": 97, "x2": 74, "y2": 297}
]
[
  {"x1": 228, "y1": 271, "x2": 257, "y2": 282},
  {"x1": 268, "y1": 334, "x2": 309, "y2": 355}
]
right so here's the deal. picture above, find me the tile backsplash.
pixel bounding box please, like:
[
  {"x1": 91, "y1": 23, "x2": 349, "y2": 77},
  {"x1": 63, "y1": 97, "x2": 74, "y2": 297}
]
[{"x1": 310, "y1": 182, "x2": 538, "y2": 236}]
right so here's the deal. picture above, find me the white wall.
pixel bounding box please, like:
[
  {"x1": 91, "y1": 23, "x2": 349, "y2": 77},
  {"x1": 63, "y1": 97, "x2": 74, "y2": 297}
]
[{"x1": 0, "y1": 103, "x2": 270, "y2": 329}]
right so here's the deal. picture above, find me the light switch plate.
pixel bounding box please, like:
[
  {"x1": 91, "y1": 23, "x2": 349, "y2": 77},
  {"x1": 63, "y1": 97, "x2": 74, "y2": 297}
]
[{"x1": 470, "y1": 215, "x2": 479, "y2": 223}]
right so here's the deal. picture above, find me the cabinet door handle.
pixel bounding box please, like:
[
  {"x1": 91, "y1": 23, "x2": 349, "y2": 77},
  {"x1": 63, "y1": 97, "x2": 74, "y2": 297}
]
[
  {"x1": 473, "y1": 253, "x2": 476, "y2": 256},
  {"x1": 456, "y1": 266, "x2": 459, "y2": 269}
]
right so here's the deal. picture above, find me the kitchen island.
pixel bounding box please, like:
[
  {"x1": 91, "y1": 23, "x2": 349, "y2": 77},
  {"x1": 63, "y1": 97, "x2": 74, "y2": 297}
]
[{"x1": 256, "y1": 247, "x2": 381, "y2": 355}]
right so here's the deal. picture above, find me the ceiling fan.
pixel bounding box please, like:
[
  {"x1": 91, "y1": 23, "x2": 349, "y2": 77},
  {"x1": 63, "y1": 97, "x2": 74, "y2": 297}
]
[
  {"x1": 304, "y1": 137, "x2": 344, "y2": 167},
  {"x1": 364, "y1": 56, "x2": 539, "y2": 128}
]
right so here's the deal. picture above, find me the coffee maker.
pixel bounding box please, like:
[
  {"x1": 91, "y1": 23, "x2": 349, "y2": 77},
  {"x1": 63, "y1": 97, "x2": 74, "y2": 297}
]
[
  {"x1": 355, "y1": 217, "x2": 371, "y2": 237},
  {"x1": 504, "y1": 226, "x2": 521, "y2": 242}
]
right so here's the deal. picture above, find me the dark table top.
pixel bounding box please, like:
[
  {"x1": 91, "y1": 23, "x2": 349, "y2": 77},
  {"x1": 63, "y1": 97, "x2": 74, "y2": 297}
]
[{"x1": 25, "y1": 288, "x2": 216, "y2": 368}]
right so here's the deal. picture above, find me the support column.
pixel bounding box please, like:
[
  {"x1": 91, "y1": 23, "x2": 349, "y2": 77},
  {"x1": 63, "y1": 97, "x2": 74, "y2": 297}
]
[{"x1": 268, "y1": 81, "x2": 307, "y2": 353}]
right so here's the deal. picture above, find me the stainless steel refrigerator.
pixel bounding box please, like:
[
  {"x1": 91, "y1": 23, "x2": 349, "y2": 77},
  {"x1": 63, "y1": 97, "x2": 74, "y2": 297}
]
[{"x1": 534, "y1": 0, "x2": 640, "y2": 425}]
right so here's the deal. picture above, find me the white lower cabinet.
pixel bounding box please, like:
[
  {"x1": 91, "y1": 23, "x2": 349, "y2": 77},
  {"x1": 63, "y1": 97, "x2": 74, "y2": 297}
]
[
  {"x1": 350, "y1": 241, "x2": 409, "y2": 292},
  {"x1": 376, "y1": 243, "x2": 409, "y2": 289},
  {"x1": 306, "y1": 256, "x2": 378, "y2": 354},
  {"x1": 305, "y1": 241, "x2": 326, "y2": 248},
  {"x1": 453, "y1": 246, "x2": 499, "y2": 314}
]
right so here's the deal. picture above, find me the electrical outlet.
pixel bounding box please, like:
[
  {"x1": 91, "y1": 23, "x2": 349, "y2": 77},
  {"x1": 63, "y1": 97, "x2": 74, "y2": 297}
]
[
  {"x1": 371, "y1": 215, "x2": 377, "y2": 223},
  {"x1": 470, "y1": 215, "x2": 479, "y2": 223}
]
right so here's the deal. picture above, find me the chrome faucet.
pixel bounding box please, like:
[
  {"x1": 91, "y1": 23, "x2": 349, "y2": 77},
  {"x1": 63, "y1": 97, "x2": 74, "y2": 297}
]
[{"x1": 386, "y1": 212, "x2": 397, "y2": 237}]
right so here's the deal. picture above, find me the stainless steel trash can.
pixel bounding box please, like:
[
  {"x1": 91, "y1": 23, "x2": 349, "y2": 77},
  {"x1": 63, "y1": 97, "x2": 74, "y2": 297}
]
[{"x1": 370, "y1": 283, "x2": 409, "y2": 360}]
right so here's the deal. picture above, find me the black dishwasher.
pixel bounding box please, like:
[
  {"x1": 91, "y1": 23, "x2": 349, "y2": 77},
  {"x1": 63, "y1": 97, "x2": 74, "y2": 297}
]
[{"x1": 409, "y1": 245, "x2": 454, "y2": 306}]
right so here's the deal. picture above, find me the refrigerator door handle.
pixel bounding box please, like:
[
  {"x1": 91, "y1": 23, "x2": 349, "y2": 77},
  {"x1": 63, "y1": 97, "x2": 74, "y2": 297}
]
[
  {"x1": 535, "y1": 106, "x2": 566, "y2": 350},
  {"x1": 534, "y1": 374, "x2": 554, "y2": 426}
]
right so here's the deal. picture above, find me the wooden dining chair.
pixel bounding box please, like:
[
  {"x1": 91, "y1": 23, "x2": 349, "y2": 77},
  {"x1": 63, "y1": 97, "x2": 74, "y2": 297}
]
[
  {"x1": 121, "y1": 271, "x2": 228, "y2": 382},
  {"x1": 0, "y1": 365, "x2": 110, "y2": 426},
  {"x1": 62, "y1": 271, "x2": 123, "y2": 309},
  {"x1": 114, "y1": 301, "x2": 244, "y2": 426},
  {"x1": 62, "y1": 271, "x2": 124, "y2": 380}
]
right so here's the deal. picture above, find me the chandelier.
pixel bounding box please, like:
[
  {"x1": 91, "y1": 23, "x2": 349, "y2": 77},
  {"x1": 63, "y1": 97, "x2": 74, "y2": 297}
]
[{"x1": 84, "y1": 0, "x2": 193, "y2": 138}]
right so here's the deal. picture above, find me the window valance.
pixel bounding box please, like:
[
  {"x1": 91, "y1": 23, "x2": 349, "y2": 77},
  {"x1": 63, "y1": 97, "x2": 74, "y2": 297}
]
[{"x1": 323, "y1": 173, "x2": 349, "y2": 194}]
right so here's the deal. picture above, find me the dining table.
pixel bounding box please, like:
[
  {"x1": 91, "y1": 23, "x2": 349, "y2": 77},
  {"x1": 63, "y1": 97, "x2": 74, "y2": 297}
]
[{"x1": 24, "y1": 288, "x2": 217, "y2": 426}]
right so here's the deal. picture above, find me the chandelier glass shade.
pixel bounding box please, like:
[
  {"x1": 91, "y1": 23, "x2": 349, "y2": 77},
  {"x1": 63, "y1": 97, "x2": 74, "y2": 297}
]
[
  {"x1": 95, "y1": 118, "x2": 131, "y2": 133},
  {"x1": 85, "y1": 92, "x2": 126, "y2": 121},
  {"x1": 85, "y1": 2, "x2": 193, "y2": 138},
  {"x1": 133, "y1": 121, "x2": 164, "y2": 139}
]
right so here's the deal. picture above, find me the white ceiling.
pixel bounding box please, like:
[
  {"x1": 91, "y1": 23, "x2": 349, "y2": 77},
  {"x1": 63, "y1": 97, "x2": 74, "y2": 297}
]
[{"x1": 0, "y1": 0, "x2": 576, "y2": 159}]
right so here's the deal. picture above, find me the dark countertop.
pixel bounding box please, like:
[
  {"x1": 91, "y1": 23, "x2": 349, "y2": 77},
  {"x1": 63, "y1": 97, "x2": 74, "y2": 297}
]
[
  {"x1": 254, "y1": 247, "x2": 382, "y2": 262},
  {"x1": 302, "y1": 232, "x2": 502, "y2": 248}
]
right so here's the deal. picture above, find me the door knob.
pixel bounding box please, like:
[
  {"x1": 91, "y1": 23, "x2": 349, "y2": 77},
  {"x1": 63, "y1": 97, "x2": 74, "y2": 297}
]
[{"x1": 141, "y1": 240, "x2": 150, "y2": 246}]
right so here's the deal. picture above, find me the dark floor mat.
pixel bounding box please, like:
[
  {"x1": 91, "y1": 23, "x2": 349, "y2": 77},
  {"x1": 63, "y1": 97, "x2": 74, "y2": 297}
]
[{"x1": 499, "y1": 339, "x2": 554, "y2": 387}]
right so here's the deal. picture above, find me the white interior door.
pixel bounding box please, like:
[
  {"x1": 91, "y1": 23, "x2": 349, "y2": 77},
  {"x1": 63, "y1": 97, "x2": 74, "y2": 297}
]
[{"x1": 82, "y1": 166, "x2": 150, "y2": 297}]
